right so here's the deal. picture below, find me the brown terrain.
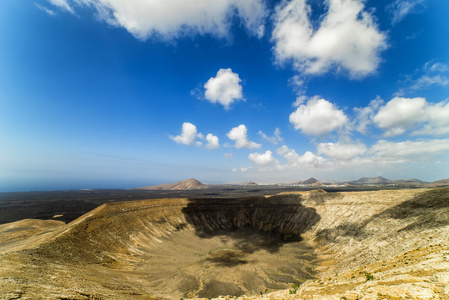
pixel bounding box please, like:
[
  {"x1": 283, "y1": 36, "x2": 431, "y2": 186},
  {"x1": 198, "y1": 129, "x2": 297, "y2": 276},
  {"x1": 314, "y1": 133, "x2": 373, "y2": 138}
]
[{"x1": 0, "y1": 186, "x2": 448, "y2": 299}]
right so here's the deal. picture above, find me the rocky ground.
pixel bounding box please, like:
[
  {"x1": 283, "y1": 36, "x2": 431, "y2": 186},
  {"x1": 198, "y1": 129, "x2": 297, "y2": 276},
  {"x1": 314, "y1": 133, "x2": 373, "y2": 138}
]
[{"x1": 0, "y1": 188, "x2": 448, "y2": 299}]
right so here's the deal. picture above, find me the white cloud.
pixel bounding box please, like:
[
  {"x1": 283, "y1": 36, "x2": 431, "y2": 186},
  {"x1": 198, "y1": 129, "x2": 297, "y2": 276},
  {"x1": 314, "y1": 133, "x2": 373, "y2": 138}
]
[
  {"x1": 258, "y1": 128, "x2": 283, "y2": 144},
  {"x1": 353, "y1": 97, "x2": 384, "y2": 134},
  {"x1": 275, "y1": 138, "x2": 449, "y2": 172},
  {"x1": 227, "y1": 125, "x2": 261, "y2": 149},
  {"x1": 277, "y1": 145, "x2": 326, "y2": 169},
  {"x1": 203, "y1": 68, "x2": 244, "y2": 110},
  {"x1": 70, "y1": 0, "x2": 266, "y2": 40},
  {"x1": 317, "y1": 142, "x2": 367, "y2": 161},
  {"x1": 397, "y1": 61, "x2": 449, "y2": 95},
  {"x1": 249, "y1": 150, "x2": 275, "y2": 167},
  {"x1": 371, "y1": 139, "x2": 449, "y2": 159},
  {"x1": 412, "y1": 76, "x2": 449, "y2": 90},
  {"x1": 224, "y1": 152, "x2": 233, "y2": 160},
  {"x1": 233, "y1": 167, "x2": 251, "y2": 172},
  {"x1": 36, "y1": 4, "x2": 56, "y2": 16},
  {"x1": 292, "y1": 95, "x2": 308, "y2": 107},
  {"x1": 412, "y1": 100, "x2": 449, "y2": 136},
  {"x1": 354, "y1": 96, "x2": 449, "y2": 137},
  {"x1": 387, "y1": 0, "x2": 425, "y2": 25},
  {"x1": 205, "y1": 133, "x2": 220, "y2": 149},
  {"x1": 47, "y1": 0, "x2": 74, "y2": 13},
  {"x1": 373, "y1": 97, "x2": 427, "y2": 137},
  {"x1": 272, "y1": 0, "x2": 387, "y2": 78},
  {"x1": 289, "y1": 97, "x2": 348, "y2": 136},
  {"x1": 409, "y1": 62, "x2": 449, "y2": 91},
  {"x1": 170, "y1": 122, "x2": 202, "y2": 146}
]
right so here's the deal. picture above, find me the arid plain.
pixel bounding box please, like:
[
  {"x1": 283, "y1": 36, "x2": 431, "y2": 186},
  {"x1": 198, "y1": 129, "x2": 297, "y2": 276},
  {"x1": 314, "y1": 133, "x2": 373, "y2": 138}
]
[{"x1": 1, "y1": 181, "x2": 448, "y2": 299}]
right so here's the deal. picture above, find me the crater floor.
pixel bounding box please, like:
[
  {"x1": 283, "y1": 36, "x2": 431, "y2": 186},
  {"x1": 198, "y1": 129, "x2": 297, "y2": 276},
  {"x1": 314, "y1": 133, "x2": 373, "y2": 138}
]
[{"x1": 1, "y1": 188, "x2": 449, "y2": 299}]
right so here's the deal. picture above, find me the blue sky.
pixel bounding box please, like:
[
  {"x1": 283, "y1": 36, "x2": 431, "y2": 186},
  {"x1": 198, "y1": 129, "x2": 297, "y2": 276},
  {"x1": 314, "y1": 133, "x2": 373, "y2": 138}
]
[{"x1": 1, "y1": 0, "x2": 449, "y2": 191}]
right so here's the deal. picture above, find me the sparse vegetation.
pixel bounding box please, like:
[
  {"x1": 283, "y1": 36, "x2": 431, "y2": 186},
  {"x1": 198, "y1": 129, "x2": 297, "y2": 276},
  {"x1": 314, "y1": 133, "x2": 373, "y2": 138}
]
[
  {"x1": 364, "y1": 271, "x2": 374, "y2": 281},
  {"x1": 289, "y1": 284, "x2": 299, "y2": 294}
]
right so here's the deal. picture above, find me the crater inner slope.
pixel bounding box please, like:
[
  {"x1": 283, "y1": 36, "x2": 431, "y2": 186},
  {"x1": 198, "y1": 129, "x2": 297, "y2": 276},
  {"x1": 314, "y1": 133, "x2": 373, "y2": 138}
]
[{"x1": 0, "y1": 195, "x2": 320, "y2": 299}]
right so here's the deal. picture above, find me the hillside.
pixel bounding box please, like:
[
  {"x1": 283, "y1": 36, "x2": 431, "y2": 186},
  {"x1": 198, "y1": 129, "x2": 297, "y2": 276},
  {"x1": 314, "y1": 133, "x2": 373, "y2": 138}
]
[
  {"x1": 139, "y1": 178, "x2": 207, "y2": 190},
  {"x1": 349, "y1": 176, "x2": 391, "y2": 185},
  {"x1": 294, "y1": 177, "x2": 320, "y2": 185},
  {"x1": 393, "y1": 178, "x2": 427, "y2": 186},
  {"x1": 429, "y1": 178, "x2": 449, "y2": 187}
]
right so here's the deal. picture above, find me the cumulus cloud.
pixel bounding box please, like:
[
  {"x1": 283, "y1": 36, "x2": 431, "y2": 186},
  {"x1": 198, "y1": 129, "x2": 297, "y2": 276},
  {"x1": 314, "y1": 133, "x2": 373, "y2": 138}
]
[
  {"x1": 387, "y1": 0, "x2": 426, "y2": 24},
  {"x1": 227, "y1": 125, "x2": 261, "y2": 149},
  {"x1": 66, "y1": 0, "x2": 266, "y2": 40},
  {"x1": 373, "y1": 97, "x2": 427, "y2": 137},
  {"x1": 170, "y1": 122, "x2": 203, "y2": 146},
  {"x1": 249, "y1": 150, "x2": 276, "y2": 167},
  {"x1": 289, "y1": 97, "x2": 348, "y2": 136},
  {"x1": 317, "y1": 142, "x2": 367, "y2": 161},
  {"x1": 204, "y1": 68, "x2": 244, "y2": 110},
  {"x1": 371, "y1": 139, "x2": 449, "y2": 160},
  {"x1": 272, "y1": 0, "x2": 387, "y2": 78},
  {"x1": 205, "y1": 133, "x2": 220, "y2": 149},
  {"x1": 277, "y1": 145, "x2": 326, "y2": 169},
  {"x1": 353, "y1": 96, "x2": 449, "y2": 137},
  {"x1": 258, "y1": 128, "x2": 283, "y2": 144},
  {"x1": 274, "y1": 138, "x2": 449, "y2": 172}
]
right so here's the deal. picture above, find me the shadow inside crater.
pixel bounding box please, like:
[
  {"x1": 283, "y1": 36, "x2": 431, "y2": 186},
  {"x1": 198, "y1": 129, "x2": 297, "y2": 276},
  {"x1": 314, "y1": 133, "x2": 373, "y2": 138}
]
[
  {"x1": 181, "y1": 195, "x2": 321, "y2": 254},
  {"x1": 178, "y1": 195, "x2": 321, "y2": 297}
]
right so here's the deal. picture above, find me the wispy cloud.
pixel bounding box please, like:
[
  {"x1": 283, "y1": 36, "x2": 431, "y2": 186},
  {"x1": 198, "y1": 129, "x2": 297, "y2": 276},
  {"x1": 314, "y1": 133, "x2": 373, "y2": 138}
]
[
  {"x1": 408, "y1": 62, "x2": 449, "y2": 91},
  {"x1": 35, "y1": 3, "x2": 56, "y2": 16},
  {"x1": 258, "y1": 128, "x2": 283, "y2": 145},
  {"x1": 46, "y1": 0, "x2": 74, "y2": 14},
  {"x1": 396, "y1": 61, "x2": 449, "y2": 96},
  {"x1": 387, "y1": 0, "x2": 426, "y2": 25},
  {"x1": 353, "y1": 97, "x2": 384, "y2": 134}
]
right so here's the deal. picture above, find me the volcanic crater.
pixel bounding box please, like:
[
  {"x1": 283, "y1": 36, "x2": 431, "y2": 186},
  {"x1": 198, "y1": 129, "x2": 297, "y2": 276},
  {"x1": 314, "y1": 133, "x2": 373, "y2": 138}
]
[{"x1": 1, "y1": 188, "x2": 449, "y2": 299}]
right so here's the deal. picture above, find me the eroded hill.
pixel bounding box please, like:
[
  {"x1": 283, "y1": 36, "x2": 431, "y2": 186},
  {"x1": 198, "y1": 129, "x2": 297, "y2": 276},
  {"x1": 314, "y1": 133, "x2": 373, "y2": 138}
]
[{"x1": 1, "y1": 188, "x2": 448, "y2": 299}]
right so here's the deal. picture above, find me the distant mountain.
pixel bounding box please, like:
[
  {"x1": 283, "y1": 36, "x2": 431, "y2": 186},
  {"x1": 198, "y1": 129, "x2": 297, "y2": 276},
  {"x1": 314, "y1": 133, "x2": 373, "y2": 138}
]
[
  {"x1": 393, "y1": 179, "x2": 427, "y2": 186},
  {"x1": 139, "y1": 178, "x2": 207, "y2": 190},
  {"x1": 242, "y1": 181, "x2": 258, "y2": 186},
  {"x1": 349, "y1": 176, "x2": 391, "y2": 185},
  {"x1": 294, "y1": 178, "x2": 321, "y2": 185},
  {"x1": 428, "y1": 179, "x2": 449, "y2": 187}
]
